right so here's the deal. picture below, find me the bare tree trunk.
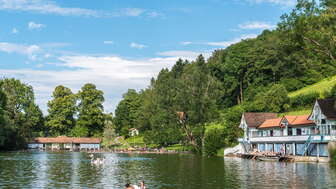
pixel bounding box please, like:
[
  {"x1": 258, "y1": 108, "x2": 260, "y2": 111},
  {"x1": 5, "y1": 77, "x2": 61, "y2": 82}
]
[
  {"x1": 180, "y1": 122, "x2": 200, "y2": 152},
  {"x1": 240, "y1": 80, "x2": 244, "y2": 103}
]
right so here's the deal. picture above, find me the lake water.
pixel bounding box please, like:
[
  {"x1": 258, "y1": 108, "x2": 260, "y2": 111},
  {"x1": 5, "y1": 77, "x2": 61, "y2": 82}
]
[{"x1": 0, "y1": 152, "x2": 336, "y2": 189}]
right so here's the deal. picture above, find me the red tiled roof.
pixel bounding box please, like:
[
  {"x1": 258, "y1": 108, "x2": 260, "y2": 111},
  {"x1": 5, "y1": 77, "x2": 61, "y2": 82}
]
[
  {"x1": 284, "y1": 115, "x2": 315, "y2": 126},
  {"x1": 258, "y1": 118, "x2": 283, "y2": 129},
  {"x1": 32, "y1": 136, "x2": 101, "y2": 144},
  {"x1": 243, "y1": 112, "x2": 278, "y2": 128}
]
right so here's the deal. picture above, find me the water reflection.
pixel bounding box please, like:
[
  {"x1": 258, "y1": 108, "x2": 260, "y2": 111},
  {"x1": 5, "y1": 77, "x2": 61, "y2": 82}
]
[{"x1": 1, "y1": 152, "x2": 336, "y2": 189}]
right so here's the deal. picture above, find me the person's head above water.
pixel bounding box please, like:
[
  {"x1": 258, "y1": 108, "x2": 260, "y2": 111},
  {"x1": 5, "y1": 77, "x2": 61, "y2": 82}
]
[
  {"x1": 125, "y1": 183, "x2": 135, "y2": 189},
  {"x1": 140, "y1": 181, "x2": 146, "y2": 189}
]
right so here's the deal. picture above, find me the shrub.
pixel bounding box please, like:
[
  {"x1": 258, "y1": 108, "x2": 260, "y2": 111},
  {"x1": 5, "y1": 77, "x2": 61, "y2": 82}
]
[{"x1": 203, "y1": 123, "x2": 226, "y2": 157}]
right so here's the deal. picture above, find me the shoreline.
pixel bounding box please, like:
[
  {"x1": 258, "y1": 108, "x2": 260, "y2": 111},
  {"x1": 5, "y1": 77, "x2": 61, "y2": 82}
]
[
  {"x1": 225, "y1": 153, "x2": 330, "y2": 163},
  {"x1": 15, "y1": 148, "x2": 193, "y2": 155}
]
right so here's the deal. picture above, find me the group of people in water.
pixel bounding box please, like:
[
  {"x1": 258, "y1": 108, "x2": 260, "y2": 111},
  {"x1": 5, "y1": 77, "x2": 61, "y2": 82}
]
[{"x1": 125, "y1": 181, "x2": 146, "y2": 189}]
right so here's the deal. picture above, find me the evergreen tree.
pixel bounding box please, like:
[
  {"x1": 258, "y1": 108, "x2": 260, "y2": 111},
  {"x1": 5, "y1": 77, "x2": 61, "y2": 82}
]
[{"x1": 114, "y1": 89, "x2": 142, "y2": 136}]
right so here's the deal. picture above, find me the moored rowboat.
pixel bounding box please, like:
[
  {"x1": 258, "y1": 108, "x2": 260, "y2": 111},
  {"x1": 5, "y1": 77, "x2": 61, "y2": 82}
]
[{"x1": 257, "y1": 156, "x2": 280, "y2": 162}]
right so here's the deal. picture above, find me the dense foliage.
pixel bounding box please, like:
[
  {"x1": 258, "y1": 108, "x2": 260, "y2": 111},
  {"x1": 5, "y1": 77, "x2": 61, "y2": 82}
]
[
  {"x1": 0, "y1": 79, "x2": 43, "y2": 150},
  {"x1": 1, "y1": 0, "x2": 335, "y2": 154},
  {"x1": 46, "y1": 85, "x2": 77, "y2": 136},
  {"x1": 113, "y1": 0, "x2": 336, "y2": 156},
  {"x1": 75, "y1": 84, "x2": 105, "y2": 137},
  {"x1": 0, "y1": 81, "x2": 109, "y2": 150}
]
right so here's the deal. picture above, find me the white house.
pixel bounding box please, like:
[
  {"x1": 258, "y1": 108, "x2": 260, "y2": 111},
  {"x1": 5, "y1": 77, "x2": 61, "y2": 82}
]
[
  {"x1": 238, "y1": 99, "x2": 336, "y2": 157},
  {"x1": 129, "y1": 128, "x2": 139, "y2": 136}
]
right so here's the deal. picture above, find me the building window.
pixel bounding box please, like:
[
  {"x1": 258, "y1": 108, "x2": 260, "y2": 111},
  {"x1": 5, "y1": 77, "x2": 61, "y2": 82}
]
[
  {"x1": 288, "y1": 128, "x2": 293, "y2": 136},
  {"x1": 263, "y1": 131, "x2": 267, "y2": 137},
  {"x1": 270, "y1": 130, "x2": 273, "y2": 137},
  {"x1": 297, "y1": 128, "x2": 302, "y2": 136},
  {"x1": 321, "y1": 119, "x2": 326, "y2": 124}
]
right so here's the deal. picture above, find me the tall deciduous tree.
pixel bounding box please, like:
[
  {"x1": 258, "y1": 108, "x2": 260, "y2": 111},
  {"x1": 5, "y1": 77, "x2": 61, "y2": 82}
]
[
  {"x1": 0, "y1": 78, "x2": 43, "y2": 140},
  {"x1": 0, "y1": 88, "x2": 8, "y2": 149},
  {"x1": 175, "y1": 55, "x2": 221, "y2": 152},
  {"x1": 76, "y1": 83, "x2": 105, "y2": 137},
  {"x1": 46, "y1": 85, "x2": 77, "y2": 136}
]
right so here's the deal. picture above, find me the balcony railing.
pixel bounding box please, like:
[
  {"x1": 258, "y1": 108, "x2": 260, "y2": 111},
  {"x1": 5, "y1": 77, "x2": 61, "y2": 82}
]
[{"x1": 239, "y1": 135, "x2": 333, "y2": 143}]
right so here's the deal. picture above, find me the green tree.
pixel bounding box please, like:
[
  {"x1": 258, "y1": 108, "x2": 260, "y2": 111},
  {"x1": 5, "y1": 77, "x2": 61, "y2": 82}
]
[
  {"x1": 45, "y1": 85, "x2": 77, "y2": 136},
  {"x1": 102, "y1": 113, "x2": 117, "y2": 147},
  {"x1": 76, "y1": 83, "x2": 105, "y2": 137},
  {"x1": 114, "y1": 89, "x2": 142, "y2": 136},
  {"x1": 203, "y1": 123, "x2": 226, "y2": 157},
  {"x1": 175, "y1": 55, "x2": 222, "y2": 152},
  {"x1": 0, "y1": 78, "x2": 43, "y2": 140},
  {"x1": 254, "y1": 84, "x2": 289, "y2": 113},
  {"x1": 144, "y1": 68, "x2": 183, "y2": 146},
  {"x1": 0, "y1": 88, "x2": 9, "y2": 149}
]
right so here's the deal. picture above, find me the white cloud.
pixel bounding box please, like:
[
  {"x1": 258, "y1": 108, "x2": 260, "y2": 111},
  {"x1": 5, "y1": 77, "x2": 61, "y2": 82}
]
[
  {"x1": 0, "y1": 54, "x2": 184, "y2": 113},
  {"x1": 0, "y1": 48, "x2": 214, "y2": 113},
  {"x1": 147, "y1": 11, "x2": 163, "y2": 18},
  {"x1": 180, "y1": 41, "x2": 192, "y2": 45},
  {"x1": 0, "y1": 0, "x2": 159, "y2": 18},
  {"x1": 157, "y1": 50, "x2": 210, "y2": 60},
  {"x1": 0, "y1": 42, "x2": 41, "y2": 60},
  {"x1": 239, "y1": 21, "x2": 276, "y2": 30},
  {"x1": 0, "y1": 0, "x2": 99, "y2": 17},
  {"x1": 28, "y1": 21, "x2": 45, "y2": 30},
  {"x1": 103, "y1": 41, "x2": 114, "y2": 45},
  {"x1": 248, "y1": 0, "x2": 296, "y2": 6},
  {"x1": 12, "y1": 28, "x2": 18, "y2": 34},
  {"x1": 179, "y1": 34, "x2": 258, "y2": 48},
  {"x1": 123, "y1": 8, "x2": 145, "y2": 17},
  {"x1": 44, "y1": 53, "x2": 52, "y2": 58},
  {"x1": 204, "y1": 34, "x2": 258, "y2": 47},
  {"x1": 130, "y1": 42, "x2": 147, "y2": 49}
]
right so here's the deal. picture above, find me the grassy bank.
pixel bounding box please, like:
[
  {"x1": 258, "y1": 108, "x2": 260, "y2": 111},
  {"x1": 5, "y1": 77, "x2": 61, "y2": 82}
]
[{"x1": 289, "y1": 76, "x2": 336, "y2": 98}]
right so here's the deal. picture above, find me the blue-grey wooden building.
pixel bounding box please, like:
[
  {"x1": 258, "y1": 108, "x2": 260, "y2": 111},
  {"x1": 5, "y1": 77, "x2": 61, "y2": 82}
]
[{"x1": 239, "y1": 99, "x2": 336, "y2": 157}]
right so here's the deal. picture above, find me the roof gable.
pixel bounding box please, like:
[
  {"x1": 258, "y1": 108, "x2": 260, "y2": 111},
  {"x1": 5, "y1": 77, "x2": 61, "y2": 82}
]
[
  {"x1": 316, "y1": 99, "x2": 336, "y2": 120},
  {"x1": 284, "y1": 115, "x2": 315, "y2": 126}
]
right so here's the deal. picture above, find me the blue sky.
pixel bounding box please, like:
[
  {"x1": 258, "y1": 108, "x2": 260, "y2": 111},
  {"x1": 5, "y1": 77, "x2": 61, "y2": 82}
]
[{"x1": 0, "y1": 0, "x2": 296, "y2": 114}]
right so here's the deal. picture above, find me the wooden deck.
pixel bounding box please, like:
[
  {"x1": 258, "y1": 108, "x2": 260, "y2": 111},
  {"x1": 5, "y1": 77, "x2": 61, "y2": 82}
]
[{"x1": 238, "y1": 153, "x2": 294, "y2": 162}]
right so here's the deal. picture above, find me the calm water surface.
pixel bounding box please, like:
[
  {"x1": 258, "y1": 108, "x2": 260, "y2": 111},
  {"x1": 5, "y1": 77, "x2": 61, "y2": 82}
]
[{"x1": 0, "y1": 151, "x2": 336, "y2": 189}]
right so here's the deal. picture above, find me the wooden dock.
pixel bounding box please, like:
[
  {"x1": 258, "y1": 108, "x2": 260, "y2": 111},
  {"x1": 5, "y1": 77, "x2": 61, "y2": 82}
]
[{"x1": 238, "y1": 153, "x2": 294, "y2": 162}]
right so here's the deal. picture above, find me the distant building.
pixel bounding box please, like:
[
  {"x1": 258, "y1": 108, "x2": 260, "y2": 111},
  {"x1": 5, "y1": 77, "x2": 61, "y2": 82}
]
[
  {"x1": 27, "y1": 136, "x2": 101, "y2": 151},
  {"x1": 129, "y1": 128, "x2": 139, "y2": 136},
  {"x1": 238, "y1": 99, "x2": 336, "y2": 157}
]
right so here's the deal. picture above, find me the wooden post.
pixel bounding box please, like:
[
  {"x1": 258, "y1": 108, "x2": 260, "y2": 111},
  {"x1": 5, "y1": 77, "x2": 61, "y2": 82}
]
[{"x1": 293, "y1": 143, "x2": 296, "y2": 156}]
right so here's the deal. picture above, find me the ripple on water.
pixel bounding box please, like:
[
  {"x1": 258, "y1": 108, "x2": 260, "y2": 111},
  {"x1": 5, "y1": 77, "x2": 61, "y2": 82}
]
[{"x1": 1, "y1": 152, "x2": 336, "y2": 189}]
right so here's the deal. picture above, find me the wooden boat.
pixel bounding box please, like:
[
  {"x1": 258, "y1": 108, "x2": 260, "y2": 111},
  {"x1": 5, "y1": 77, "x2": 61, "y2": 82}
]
[{"x1": 257, "y1": 156, "x2": 280, "y2": 162}]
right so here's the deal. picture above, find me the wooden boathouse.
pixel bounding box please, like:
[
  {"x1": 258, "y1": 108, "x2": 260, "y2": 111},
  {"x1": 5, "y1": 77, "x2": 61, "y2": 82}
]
[
  {"x1": 238, "y1": 98, "x2": 336, "y2": 158},
  {"x1": 27, "y1": 136, "x2": 101, "y2": 151}
]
